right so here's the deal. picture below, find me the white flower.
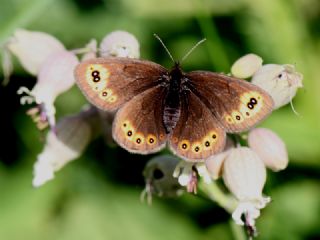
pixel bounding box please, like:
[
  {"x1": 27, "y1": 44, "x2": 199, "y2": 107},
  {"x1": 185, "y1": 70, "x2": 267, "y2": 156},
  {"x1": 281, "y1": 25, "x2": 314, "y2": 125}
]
[
  {"x1": 251, "y1": 64, "x2": 303, "y2": 109},
  {"x1": 100, "y1": 31, "x2": 140, "y2": 58},
  {"x1": 32, "y1": 111, "x2": 92, "y2": 187},
  {"x1": 222, "y1": 147, "x2": 270, "y2": 227},
  {"x1": 231, "y1": 53, "x2": 263, "y2": 79},
  {"x1": 7, "y1": 29, "x2": 65, "y2": 75},
  {"x1": 80, "y1": 39, "x2": 98, "y2": 61},
  {"x1": 17, "y1": 50, "x2": 79, "y2": 127},
  {"x1": 248, "y1": 128, "x2": 288, "y2": 171}
]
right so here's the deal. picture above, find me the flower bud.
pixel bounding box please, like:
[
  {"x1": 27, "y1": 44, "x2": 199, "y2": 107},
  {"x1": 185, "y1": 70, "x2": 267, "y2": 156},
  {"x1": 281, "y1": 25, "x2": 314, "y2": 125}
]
[
  {"x1": 231, "y1": 54, "x2": 263, "y2": 79},
  {"x1": 7, "y1": 29, "x2": 65, "y2": 75},
  {"x1": 100, "y1": 31, "x2": 140, "y2": 58},
  {"x1": 222, "y1": 147, "x2": 270, "y2": 226},
  {"x1": 248, "y1": 128, "x2": 288, "y2": 171},
  {"x1": 32, "y1": 112, "x2": 91, "y2": 187},
  {"x1": 205, "y1": 137, "x2": 235, "y2": 180},
  {"x1": 251, "y1": 64, "x2": 303, "y2": 109},
  {"x1": 142, "y1": 155, "x2": 183, "y2": 204}
]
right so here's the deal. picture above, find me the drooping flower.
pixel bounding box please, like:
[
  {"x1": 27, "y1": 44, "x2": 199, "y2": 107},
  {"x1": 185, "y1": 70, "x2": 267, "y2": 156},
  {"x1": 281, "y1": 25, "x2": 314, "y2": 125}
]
[
  {"x1": 248, "y1": 128, "x2": 288, "y2": 171},
  {"x1": 99, "y1": 30, "x2": 140, "y2": 58},
  {"x1": 142, "y1": 155, "x2": 183, "y2": 204},
  {"x1": 222, "y1": 147, "x2": 270, "y2": 233},
  {"x1": 251, "y1": 64, "x2": 303, "y2": 110},
  {"x1": 17, "y1": 50, "x2": 79, "y2": 128},
  {"x1": 231, "y1": 53, "x2": 263, "y2": 79},
  {"x1": 32, "y1": 106, "x2": 99, "y2": 187}
]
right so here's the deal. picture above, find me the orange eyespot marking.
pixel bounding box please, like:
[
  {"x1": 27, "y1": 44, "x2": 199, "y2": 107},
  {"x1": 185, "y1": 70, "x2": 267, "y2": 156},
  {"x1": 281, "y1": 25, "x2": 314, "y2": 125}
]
[
  {"x1": 126, "y1": 130, "x2": 134, "y2": 139},
  {"x1": 147, "y1": 134, "x2": 157, "y2": 145},
  {"x1": 239, "y1": 92, "x2": 264, "y2": 117},
  {"x1": 121, "y1": 120, "x2": 131, "y2": 131},
  {"x1": 225, "y1": 115, "x2": 234, "y2": 124},
  {"x1": 86, "y1": 64, "x2": 110, "y2": 91},
  {"x1": 159, "y1": 133, "x2": 165, "y2": 140},
  {"x1": 133, "y1": 133, "x2": 145, "y2": 145},
  {"x1": 209, "y1": 131, "x2": 218, "y2": 141},
  {"x1": 172, "y1": 137, "x2": 178, "y2": 143},
  {"x1": 99, "y1": 88, "x2": 112, "y2": 99},
  {"x1": 179, "y1": 140, "x2": 190, "y2": 151},
  {"x1": 231, "y1": 111, "x2": 244, "y2": 123},
  {"x1": 191, "y1": 142, "x2": 202, "y2": 154}
]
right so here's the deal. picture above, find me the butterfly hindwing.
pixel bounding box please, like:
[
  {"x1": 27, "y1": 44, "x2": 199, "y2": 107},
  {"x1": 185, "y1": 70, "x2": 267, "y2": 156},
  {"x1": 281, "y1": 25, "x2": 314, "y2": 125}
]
[
  {"x1": 112, "y1": 86, "x2": 168, "y2": 154},
  {"x1": 187, "y1": 71, "x2": 274, "y2": 133},
  {"x1": 169, "y1": 91, "x2": 226, "y2": 162},
  {"x1": 75, "y1": 57, "x2": 167, "y2": 111}
]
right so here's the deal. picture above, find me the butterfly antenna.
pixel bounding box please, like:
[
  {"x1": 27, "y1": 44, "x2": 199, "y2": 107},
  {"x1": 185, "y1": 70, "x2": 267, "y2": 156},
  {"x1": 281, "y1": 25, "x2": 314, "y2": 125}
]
[
  {"x1": 154, "y1": 34, "x2": 175, "y2": 63},
  {"x1": 181, "y1": 38, "x2": 206, "y2": 63}
]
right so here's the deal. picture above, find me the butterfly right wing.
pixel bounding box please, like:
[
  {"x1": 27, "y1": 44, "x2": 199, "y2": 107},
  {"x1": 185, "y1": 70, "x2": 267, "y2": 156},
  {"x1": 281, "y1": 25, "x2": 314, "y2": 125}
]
[
  {"x1": 169, "y1": 90, "x2": 226, "y2": 162},
  {"x1": 75, "y1": 57, "x2": 168, "y2": 111}
]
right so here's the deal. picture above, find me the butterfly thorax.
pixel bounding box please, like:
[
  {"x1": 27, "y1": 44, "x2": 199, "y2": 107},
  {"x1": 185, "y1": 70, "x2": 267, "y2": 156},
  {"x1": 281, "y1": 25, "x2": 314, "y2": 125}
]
[{"x1": 162, "y1": 63, "x2": 185, "y2": 134}]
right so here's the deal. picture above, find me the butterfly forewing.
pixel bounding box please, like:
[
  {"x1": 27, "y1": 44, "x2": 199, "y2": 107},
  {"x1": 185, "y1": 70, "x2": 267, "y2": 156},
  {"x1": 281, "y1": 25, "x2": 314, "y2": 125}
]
[
  {"x1": 187, "y1": 71, "x2": 274, "y2": 133},
  {"x1": 169, "y1": 91, "x2": 226, "y2": 162},
  {"x1": 75, "y1": 57, "x2": 167, "y2": 111},
  {"x1": 112, "y1": 86, "x2": 168, "y2": 154}
]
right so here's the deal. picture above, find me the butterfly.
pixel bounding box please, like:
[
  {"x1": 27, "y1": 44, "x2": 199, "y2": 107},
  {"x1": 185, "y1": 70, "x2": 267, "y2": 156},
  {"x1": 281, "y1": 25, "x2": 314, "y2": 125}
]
[{"x1": 75, "y1": 53, "x2": 274, "y2": 162}]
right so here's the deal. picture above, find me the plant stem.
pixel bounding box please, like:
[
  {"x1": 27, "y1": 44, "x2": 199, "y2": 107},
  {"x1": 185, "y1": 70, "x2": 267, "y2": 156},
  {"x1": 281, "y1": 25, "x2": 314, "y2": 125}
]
[{"x1": 199, "y1": 180, "x2": 247, "y2": 240}]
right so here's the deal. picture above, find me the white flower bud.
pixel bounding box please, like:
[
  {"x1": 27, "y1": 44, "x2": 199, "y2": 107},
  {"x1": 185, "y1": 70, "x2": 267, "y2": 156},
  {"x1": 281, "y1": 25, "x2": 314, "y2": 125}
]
[
  {"x1": 248, "y1": 128, "x2": 288, "y2": 171},
  {"x1": 32, "y1": 112, "x2": 91, "y2": 187},
  {"x1": 100, "y1": 31, "x2": 140, "y2": 58},
  {"x1": 7, "y1": 29, "x2": 65, "y2": 75},
  {"x1": 222, "y1": 147, "x2": 270, "y2": 226},
  {"x1": 231, "y1": 54, "x2": 263, "y2": 79},
  {"x1": 18, "y1": 51, "x2": 79, "y2": 127},
  {"x1": 205, "y1": 137, "x2": 235, "y2": 180},
  {"x1": 251, "y1": 64, "x2": 303, "y2": 109}
]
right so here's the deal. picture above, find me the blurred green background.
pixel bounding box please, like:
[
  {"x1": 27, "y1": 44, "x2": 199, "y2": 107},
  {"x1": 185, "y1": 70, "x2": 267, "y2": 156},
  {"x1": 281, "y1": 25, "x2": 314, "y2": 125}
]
[{"x1": 0, "y1": 0, "x2": 319, "y2": 239}]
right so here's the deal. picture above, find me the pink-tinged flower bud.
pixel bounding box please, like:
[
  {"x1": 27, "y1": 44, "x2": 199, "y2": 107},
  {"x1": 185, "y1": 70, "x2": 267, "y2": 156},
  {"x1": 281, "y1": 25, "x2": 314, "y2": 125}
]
[
  {"x1": 205, "y1": 137, "x2": 235, "y2": 180},
  {"x1": 100, "y1": 31, "x2": 140, "y2": 58},
  {"x1": 222, "y1": 147, "x2": 270, "y2": 227},
  {"x1": 248, "y1": 128, "x2": 288, "y2": 171},
  {"x1": 7, "y1": 29, "x2": 65, "y2": 75},
  {"x1": 251, "y1": 64, "x2": 303, "y2": 109},
  {"x1": 17, "y1": 51, "x2": 79, "y2": 127},
  {"x1": 142, "y1": 155, "x2": 183, "y2": 204},
  {"x1": 231, "y1": 54, "x2": 263, "y2": 79},
  {"x1": 32, "y1": 111, "x2": 92, "y2": 187}
]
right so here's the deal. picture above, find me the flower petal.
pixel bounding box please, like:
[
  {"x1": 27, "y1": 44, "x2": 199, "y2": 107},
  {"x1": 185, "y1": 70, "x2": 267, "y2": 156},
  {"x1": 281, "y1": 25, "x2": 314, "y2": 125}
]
[{"x1": 7, "y1": 29, "x2": 65, "y2": 75}]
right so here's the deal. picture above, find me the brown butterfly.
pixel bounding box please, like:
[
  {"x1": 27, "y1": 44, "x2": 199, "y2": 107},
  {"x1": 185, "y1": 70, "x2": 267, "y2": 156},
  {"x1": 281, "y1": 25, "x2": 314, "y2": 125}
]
[{"x1": 75, "y1": 48, "x2": 274, "y2": 162}]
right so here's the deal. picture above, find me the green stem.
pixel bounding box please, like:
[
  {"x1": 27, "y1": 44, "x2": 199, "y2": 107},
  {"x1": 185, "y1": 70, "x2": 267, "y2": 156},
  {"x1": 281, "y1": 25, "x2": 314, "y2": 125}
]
[
  {"x1": 199, "y1": 180, "x2": 237, "y2": 213},
  {"x1": 199, "y1": 180, "x2": 247, "y2": 239}
]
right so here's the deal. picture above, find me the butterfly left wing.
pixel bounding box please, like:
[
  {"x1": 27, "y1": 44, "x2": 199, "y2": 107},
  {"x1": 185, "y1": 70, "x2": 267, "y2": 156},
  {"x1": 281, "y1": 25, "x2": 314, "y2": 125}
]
[
  {"x1": 186, "y1": 71, "x2": 274, "y2": 133},
  {"x1": 169, "y1": 91, "x2": 226, "y2": 162},
  {"x1": 75, "y1": 57, "x2": 167, "y2": 111},
  {"x1": 112, "y1": 86, "x2": 168, "y2": 154}
]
